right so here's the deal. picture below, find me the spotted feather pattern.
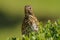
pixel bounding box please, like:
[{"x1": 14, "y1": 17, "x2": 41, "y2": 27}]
[{"x1": 22, "y1": 5, "x2": 39, "y2": 35}]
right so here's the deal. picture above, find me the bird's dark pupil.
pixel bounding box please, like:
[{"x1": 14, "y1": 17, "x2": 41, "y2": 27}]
[{"x1": 29, "y1": 7, "x2": 31, "y2": 9}]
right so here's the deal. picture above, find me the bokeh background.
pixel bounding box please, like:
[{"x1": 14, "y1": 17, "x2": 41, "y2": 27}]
[{"x1": 0, "y1": 0, "x2": 60, "y2": 40}]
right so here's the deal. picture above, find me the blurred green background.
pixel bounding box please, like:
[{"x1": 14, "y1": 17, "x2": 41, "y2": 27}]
[{"x1": 0, "y1": 0, "x2": 60, "y2": 40}]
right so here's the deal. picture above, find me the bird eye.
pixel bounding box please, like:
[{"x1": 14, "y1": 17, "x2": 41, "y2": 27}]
[
  {"x1": 29, "y1": 7, "x2": 31, "y2": 9},
  {"x1": 28, "y1": 7, "x2": 31, "y2": 9}
]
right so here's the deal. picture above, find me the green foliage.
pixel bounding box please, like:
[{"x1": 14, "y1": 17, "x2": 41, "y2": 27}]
[
  {"x1": 8, "y1": 20, "x2": 60, "y2": 40},
  {"x1": 22, "y1": 20, "x2": 60, "y2": 40}
]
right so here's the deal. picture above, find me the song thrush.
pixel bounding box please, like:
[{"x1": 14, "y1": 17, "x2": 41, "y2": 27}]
[{"x1": 22, "y1": 5, "x2": 39, "y2": 35}]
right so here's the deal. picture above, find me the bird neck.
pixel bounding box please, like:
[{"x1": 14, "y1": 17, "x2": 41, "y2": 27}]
[{"x1": 25, "y1": 12, "x2": 34, "y2": 17}]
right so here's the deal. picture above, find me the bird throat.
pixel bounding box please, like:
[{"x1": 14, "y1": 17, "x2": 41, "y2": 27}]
[{"x1": 25, "y1": 11, "x2": 34, "y2": 17}]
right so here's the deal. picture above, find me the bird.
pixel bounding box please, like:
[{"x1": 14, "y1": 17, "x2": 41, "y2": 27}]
[{"x1": 22, "y1": 5, "x2": 39, "y2": 35}]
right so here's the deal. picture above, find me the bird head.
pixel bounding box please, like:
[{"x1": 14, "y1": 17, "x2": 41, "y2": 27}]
[{"x1": 24, "y1": 5, "x2": 34, "y2": 16}]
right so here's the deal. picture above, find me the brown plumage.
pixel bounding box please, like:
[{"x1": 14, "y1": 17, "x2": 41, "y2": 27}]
[{"x1": 22, "y1": 5, "x2": 39, "y2": 35}]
